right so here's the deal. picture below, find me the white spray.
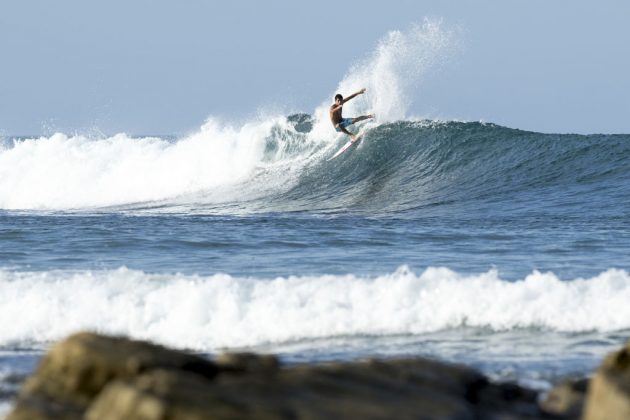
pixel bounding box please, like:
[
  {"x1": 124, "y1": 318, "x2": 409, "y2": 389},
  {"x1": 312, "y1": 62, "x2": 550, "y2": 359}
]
[{"x1": 311, "y1": 18, "x2": 457, "y2": 138}]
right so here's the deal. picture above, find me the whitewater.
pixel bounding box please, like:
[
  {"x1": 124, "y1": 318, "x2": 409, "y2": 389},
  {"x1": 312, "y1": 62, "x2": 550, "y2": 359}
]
[
  {"x1": 2, "y1": 267, "x2": 630, "y2": 351},
  {"x1": 1, "y1": 20, "x2": 630, "y2": 409}
]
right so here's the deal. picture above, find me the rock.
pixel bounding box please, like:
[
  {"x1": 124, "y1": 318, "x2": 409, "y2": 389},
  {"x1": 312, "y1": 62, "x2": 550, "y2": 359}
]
[
  {"x1": 8, "y1": 332, "x2": 553, "y2": 420},
  {"x1": 87, "y1": 359, "x2": 479, "y2": 420},
  {"x1": 215, "y1": 352, "x2": 279, "y2": 376},
  {"x1": 583, "y1": 343, "x2": 630, "y2": 420},
  {"x1": 539, "y1": 377, "x2": 588, "y2": 418},
  {"x1": 86, "y1": 370, "x2": 249, "y2": 420},
  {"x1": 471, "y1": 380, "x2": 542, "y2": 419},
  {"x1": 7, "y1": 332, "x2": 218, "y2": 420},
  {"x1": 89, "y1": 357, "x2": 546, "y2": 419}
]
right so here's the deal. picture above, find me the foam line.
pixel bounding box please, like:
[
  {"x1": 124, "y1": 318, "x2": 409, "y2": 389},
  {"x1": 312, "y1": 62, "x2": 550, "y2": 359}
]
[{"x1": 1, "y1": 266, "x2": 628, "y2": 351}]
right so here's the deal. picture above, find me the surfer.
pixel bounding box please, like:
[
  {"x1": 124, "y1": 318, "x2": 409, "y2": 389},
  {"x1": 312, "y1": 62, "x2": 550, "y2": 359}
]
[{"x1": 329, "y1": 88, "x2": 374, "y2": 142}]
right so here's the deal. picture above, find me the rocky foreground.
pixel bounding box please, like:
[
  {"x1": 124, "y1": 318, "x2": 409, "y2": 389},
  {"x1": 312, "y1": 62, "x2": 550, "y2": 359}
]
[{"x1": 6, "y1": 332, "x2": 630, "y2": 419}]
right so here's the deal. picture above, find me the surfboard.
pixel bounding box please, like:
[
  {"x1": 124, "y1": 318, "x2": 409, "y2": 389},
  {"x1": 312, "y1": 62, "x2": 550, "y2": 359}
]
[{"x1": 328, "y1": 137, "x2": 362, "y2": 161}]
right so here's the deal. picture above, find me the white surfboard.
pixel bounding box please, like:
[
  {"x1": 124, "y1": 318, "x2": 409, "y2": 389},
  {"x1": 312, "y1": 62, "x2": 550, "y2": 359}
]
[{"x1": 328, "y1": 137, "x2": 362, "y2": 161}]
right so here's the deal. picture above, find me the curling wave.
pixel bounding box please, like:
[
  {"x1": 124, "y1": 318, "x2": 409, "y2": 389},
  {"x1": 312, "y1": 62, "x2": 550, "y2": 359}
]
[
  {"x1": 1, "y1": 118, "x2": 629, "y2": 216},
  {"x1": 0, "y1": 18, "x2": 627, "y2": 215}
]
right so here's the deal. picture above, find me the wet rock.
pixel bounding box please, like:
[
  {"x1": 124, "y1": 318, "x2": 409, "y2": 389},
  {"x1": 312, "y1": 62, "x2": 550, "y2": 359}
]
[
  {"x1": 471, "y1": 380, "x2": 542, "y2": 419},
  {"x1": 90, "y1": 357, "x2": 548, "y2": 419},
  {"x1": 88, "y1": 359, "x2": 479, "y2": 420},
  {"x1": 86, "y1": 370, "x2": 247, "y2": 420},
  {"x1": 215, "y1": 352, "x2": 280, "y2": 376},
  {"x1": 8, "y1": 332, "x2": 553, "y2": 420},
  {"x1": 539, "y1": 377, "x2": 588, "y2": 418},
  {"x1": 584, "y1": 343, "x2": 630, "y2": 420},
  {"x1": 7, "y1": 332, "x2": 218, "y2": 420}
]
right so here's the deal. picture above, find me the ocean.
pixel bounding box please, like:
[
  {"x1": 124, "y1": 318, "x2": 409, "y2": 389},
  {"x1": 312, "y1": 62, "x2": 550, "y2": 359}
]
[{"x1": 1, "y1": 20, "x2": 629, "y2": 413}]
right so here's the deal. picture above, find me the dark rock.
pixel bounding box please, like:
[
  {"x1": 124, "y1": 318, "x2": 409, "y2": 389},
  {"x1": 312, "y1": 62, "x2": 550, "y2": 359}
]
[
  {"x1": 469, "y1": 379, "x2": 543, "y2": 419},
  {"x1": 89, "y1": 360, "x2": 478, "y2": 420},
  {"x1": 8, "y1": 393, "x2": 85, "y2": 420},
  {"x1": 86, "y1": 370, "x2": 249, "y2": 420},
  {"x1": 215, "y1": 352, "x2": 280, "y2": 376},
  {"x1": 540, "y1": 377, "x2": 588, "y2": 418},
  {"x1": 8, "y1": 332, "x2": 554, "y2": 420},
  {"x1": 7, "y1": 332, "x2": 218, "y2": 420},
  {"x1": 87, "y1": 357, "x2": 548, "y2": 419}
]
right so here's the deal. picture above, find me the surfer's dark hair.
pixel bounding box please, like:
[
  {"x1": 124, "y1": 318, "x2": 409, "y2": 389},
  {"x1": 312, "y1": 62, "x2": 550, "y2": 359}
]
[{"x1": 335, "y1": 94, "x2": 343, "y2": 102}]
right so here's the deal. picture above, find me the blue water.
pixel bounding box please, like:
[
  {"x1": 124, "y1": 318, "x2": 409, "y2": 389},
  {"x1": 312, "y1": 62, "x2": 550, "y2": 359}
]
[
  {"x1": 2, "y1": 119, "x2": 628, "y2": 280},
  {"x1": 2, "y1": 211, "x2": 628, "y2": 280},
  {"x1": 1, "y1": 118, "x2": 630, "y2": 408}
]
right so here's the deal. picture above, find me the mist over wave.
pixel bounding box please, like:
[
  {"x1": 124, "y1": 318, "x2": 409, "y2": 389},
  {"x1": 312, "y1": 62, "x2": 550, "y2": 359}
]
[{"x1": 2, "y1": 266, "x2": 630, "y2": 351}]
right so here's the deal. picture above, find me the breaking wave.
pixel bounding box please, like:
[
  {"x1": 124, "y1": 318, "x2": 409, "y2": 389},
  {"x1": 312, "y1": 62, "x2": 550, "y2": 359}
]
[
  {"x1": 1, "y1": 118, "x2": 628, "y2": 217},
  {"x1": 0, "y1": 19, "x2": 627, "y2": 216},
  {"x1": 1, "y1": 266, "x2": 630, "y2": 351}
]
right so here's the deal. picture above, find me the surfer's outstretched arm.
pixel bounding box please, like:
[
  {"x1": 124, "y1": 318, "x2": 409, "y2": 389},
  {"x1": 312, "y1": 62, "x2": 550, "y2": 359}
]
[{"x1": 342, "y1": 88, "x2": 367, "y2": 104}]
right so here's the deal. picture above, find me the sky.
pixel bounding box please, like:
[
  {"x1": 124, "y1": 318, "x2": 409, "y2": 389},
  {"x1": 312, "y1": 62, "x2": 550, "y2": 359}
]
[{"x1": 1, "y1": 0, "x2": 629, "y2": 135}]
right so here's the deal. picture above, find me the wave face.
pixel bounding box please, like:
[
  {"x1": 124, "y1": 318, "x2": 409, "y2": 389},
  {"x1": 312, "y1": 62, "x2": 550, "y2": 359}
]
[
  {"x1": 2, "y1": 118, "x2": 628, "y2": 216},
  {"x1": 2, "y1": 266, "x2": 630, "y2": 351},
  {"x1": 270, "y1": 119, "x2": 630, "y2": 216}
]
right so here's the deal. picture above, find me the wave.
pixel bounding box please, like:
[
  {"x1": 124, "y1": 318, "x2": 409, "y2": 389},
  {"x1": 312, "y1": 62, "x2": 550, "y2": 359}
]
[
  {"x1": 0, "y1": 19, "x2": 627, "y2": 214},
  {"x1": 0, "y1": 118, "x2": 286, "y2": 210},
  {"x1": 276, "y1": 119, "x2": 630, "y2": 215},
  {"x1": 0, "y1": 19, "x2": 458, "y2": 212},
  {"x1": 1, "y1": 118, "x2": 628, "y2": 215},
  {"x1": 1, "y1": 266, "x2": 629, "y2": 351}
]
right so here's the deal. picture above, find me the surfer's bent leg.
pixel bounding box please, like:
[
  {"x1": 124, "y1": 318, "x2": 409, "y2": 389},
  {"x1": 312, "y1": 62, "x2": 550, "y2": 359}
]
[{"x1": 338, "y1": 125, "x2": 357, "y2": 141}]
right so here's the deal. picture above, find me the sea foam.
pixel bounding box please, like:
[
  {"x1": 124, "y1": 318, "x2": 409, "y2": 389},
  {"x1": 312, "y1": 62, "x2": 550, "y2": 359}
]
[
  {"x1": 0, "y1": 118, "x2": 279, "y2": 210},
  {"x1": 1, "y1": 266, "x2": 628, "y2": 351}
]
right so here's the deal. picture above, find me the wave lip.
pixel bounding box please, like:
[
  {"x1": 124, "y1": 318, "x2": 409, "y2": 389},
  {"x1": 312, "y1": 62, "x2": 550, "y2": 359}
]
[{"x1": 1, "y1": 266, "x2": 629, "y2": 351}]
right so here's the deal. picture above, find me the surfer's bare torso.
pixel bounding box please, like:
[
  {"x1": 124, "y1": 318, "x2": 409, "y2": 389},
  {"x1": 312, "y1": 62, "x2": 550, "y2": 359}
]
[{"x1": 329, "y1": 103, "x2": 344, "y2": 126}]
